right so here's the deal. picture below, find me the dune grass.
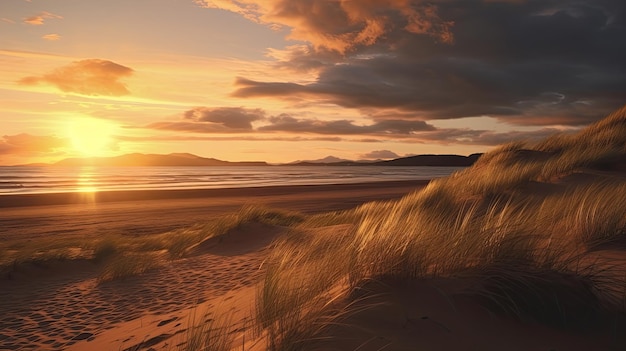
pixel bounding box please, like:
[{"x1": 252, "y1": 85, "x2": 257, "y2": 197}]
[
  {"x1": 176, "y1": 306, "x2": 235, "y2": 351},
  {"x1": 0, "y1": 205, "x2": 304, "y2": 281},
  {"x1": 252, "y1": 105, "x2": 626, "y2": 349}
]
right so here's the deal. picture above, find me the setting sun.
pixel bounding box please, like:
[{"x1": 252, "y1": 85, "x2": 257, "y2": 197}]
[{"x1": 67, "y1": 117, "x2": 116, "y2": 157}]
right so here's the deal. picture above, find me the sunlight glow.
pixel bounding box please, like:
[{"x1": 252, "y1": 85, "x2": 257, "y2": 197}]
[{"x1": 66, "y1": 117, "x2": 116, "y2": 157}]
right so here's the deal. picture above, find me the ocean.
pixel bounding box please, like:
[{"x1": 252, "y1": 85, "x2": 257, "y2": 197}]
[{"x1": 0, "y1": 166, "x2": 463, "y2": 195}]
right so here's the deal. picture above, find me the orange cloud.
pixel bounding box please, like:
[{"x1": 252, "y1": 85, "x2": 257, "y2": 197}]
[
  {"x1": 18, "y1": 59, "x2": 134, "y2": 96},
  {"x1": 42, "y1": 33, "x2": 61, "y2": 41},
  {"x1": 197, "y1": 0, "x2": 454, "y2": 53},
  {"x1": 23, "y1": 11, "x2": 62, "y2": 25},
  {"x1": 0, "y1": 134, "x2": 68, "y2": 155}
]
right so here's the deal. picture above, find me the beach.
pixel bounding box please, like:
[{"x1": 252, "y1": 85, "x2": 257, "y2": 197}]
[
  {"x1": 0, "y1": 180, "x2": 428, "y2": 241},
  {"x1": 0, "y1": 179, "x2": 429, "y2": 350}
]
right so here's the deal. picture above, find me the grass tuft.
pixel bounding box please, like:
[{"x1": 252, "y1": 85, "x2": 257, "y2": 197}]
[{"x1": 177, "y1": 307, "x2": 235, "y2": 351}]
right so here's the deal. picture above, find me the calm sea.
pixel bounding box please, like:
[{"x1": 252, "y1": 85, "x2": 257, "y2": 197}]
[{"x1": 0, "y1": 166, "x2": 463, "y2": 195}]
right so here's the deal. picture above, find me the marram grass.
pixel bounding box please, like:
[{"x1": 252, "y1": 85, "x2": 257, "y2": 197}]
[{"x1": 253, "y1": 105, "x2": 626, "y2": 349}]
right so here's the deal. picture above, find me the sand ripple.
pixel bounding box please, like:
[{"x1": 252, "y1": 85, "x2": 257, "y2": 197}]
[{"x1": 0, "y1": 249, "x2": 267, "y2": 350}]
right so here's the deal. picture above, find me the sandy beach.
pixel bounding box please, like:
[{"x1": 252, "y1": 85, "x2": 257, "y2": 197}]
[
  {"x1": 0, "y1": 180, "x2": 428, "y2": 242},
  {"x1": 0, "y1": 180, "x2": 429, "y2": 350}
]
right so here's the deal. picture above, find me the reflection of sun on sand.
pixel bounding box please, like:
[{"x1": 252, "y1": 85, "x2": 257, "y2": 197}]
[
  {"x1": 74, "y1": 167, "x2": 99, "y2": 204},
  {"x1": 2, "y1": 106, "x2": 626, "y2": 350},
  {"x1": 77, "y1": 168, "x2": 98, "y2": 192}
]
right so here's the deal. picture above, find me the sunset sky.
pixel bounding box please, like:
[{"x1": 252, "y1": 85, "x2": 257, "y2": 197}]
[{"x1": 1, "y1": 0, "x2": 625, "y2": 165}]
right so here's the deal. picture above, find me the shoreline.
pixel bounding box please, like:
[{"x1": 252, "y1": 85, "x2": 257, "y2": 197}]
[
  {"x1": 0, "y1": 179, "x2": 430, "y2": 208},
  {"x1": 0, "y1": 179, "x2": 430, "y2": 242}
]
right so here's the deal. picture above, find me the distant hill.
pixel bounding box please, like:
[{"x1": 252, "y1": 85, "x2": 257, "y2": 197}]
[
  {"x1": 376, "y1": 154, "x2": 482, "y2": 167},
  {"x1": 290, "y1": 154, "x2": 482, "y2": 167},
  {"x1": 53, "y1": 153, "x2": 268, "y2": 167},
  {"x1": 287, "y1": 156, "x2": 377, "y2": 165},
  {"x1": 291, "y1": 156, "x2": 353, "y2": 164},
  {"x1": 44, "y1": 152, "x2": 482, "y2": 167}
]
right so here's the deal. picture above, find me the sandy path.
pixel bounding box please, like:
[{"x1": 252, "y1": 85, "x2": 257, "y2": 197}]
[{"x1": 0, "y1": 238, "x2": 273, "y2": 350}]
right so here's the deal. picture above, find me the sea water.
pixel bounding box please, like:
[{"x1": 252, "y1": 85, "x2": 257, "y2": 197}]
[{"x1": 0, "y1": 166, "x2": 463, "y2": 195}]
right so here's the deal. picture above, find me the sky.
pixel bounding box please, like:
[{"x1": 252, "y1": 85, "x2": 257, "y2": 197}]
[{"x1": 1, "y1": 0, "x2": 625, "y2": 165}]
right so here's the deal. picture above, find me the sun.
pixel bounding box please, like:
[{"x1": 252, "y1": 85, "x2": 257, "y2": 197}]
[{"x1": 67, "y1": 117, "x2": 116, "y2": 157}]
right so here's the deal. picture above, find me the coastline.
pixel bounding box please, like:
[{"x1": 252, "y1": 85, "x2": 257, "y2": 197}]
[{"x1": 0, "y1": 179, "x2": 429, "y2": 208}]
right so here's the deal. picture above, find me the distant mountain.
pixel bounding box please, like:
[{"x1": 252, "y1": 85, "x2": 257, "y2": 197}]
[
  {"x1": 53, "y1": 153, "x2": 268, "y2": 167},
  {"x1": 289, "y1": 154, "x2": 482, "y2": 167}
]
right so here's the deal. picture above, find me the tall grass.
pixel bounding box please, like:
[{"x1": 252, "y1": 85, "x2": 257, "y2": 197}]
[
  {"x1": 177, "y1": 307, "x2": 235, "y2": 351},
  {"x1": 98, "y1": 252, "x2": 162, "y2": 282},
  {"x1": 1, "y1": 205, "x2": 304, "y2": 281},
  {"x1": 254, "y1": 105, "x2": 626, "y2": 349}
]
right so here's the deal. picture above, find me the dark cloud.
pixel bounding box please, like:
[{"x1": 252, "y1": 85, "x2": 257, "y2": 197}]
[
  {"x1": 19, "y1": 59, "x2": 134, "y2": 96},
  {"x1": 266, "y1": 45, "x2": 340, "y2": 73},
  {"x1": 184, "y1": 107, "x2": 265, "y2": 129},
  {"x1": 218, "y1": 0, "x2": 626, "y2": 126},
  {"x1": 146, "y1": 105, "x2": 568, "y2": 146},
  {"x1": 411, "y1": 127, "x2": 570, "y2": 145},
  {"x1": 148, "y1": 107, "x2": 435, "y2": 135},
  {"x1": 258, "y1": 115, "x2": 436, "y2": 135},
  {"x1": 0, "y1": 134, "x2": 68, "y2": 155},
  {"x1": 199, "y1": 0, "x2": 454, "y2": 53},
  {"x1": 360, "y1": 150, "x2": 400, "y2": 159},
  {"x1": 149, "y1": 107, "x2": 265, "y2": 133}
]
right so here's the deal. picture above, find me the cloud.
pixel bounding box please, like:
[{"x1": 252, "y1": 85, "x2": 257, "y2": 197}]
[
  {"x1": 259, "y1": 115, "x2": 436, "y2": 135},
  {"x1": 360, "y1": 150, "x2": 400, "y2": 159},
  {"x1": 184, "y1": 107, "x2": 265, "y2": 129},
  {"x1": 144, "y1": 105, "x2": 568, "y2": 146},
  {"x1": 149, "y1": 107, "x2": 265, "y2": 133},
  {"x1": 148, "y1": 106, "x2": 436, "y2": 136},
  {"x1": 197, "y1": 0, "x2": 454, "y2": 53},
  {"x1": 217, "y1": 0, "x2": 626, "y2": 127},
  {"x1": 0, "y1": 134, "x2": 68, "y2": 155},
  {"x1": 410, "y1": 127, "x2": 571, "y2": 145},
  {"x1": 42, "y1": 34, "x2": 61, "y2": 41},
  {"x1": 116, "y1": 134, "x2": 343, "y2": 143},
  {"x1": 18, "y1": 59, "x2": 134, "y2": 96},
  {"x1": 142, "y1": 105, "x2": 581, "y2": 146},
  {"x1": 23, "y1": 11, "x2": 62, "y2": 25}
]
